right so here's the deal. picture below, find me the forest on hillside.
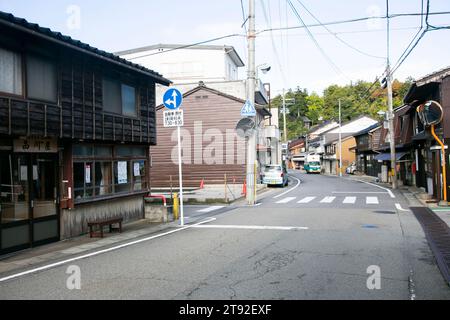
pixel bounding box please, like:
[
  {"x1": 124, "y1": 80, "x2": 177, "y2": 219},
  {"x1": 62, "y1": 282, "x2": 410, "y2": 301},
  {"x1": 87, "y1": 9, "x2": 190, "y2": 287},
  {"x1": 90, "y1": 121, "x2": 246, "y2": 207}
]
[{"x1": 271, "y1": 78, "x2": 414, "y2": 140}]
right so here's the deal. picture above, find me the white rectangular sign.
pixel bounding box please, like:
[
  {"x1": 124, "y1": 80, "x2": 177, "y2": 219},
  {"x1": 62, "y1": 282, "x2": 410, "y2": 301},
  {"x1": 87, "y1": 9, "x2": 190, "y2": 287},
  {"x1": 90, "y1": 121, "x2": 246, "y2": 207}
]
[
  {"x1": 164, "y1": 110, "x2": 184, "y2": 127},
  {"x1": 118, "y1": 161, "x2": 128, "y2": 184}
]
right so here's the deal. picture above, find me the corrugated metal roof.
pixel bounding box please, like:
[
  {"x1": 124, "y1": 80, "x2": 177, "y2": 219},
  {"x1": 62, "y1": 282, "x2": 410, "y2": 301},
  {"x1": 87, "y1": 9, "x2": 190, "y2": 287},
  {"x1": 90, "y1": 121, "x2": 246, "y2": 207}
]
[{"x1": 0, "y1": 11, "x2": 171, "y2": 85}]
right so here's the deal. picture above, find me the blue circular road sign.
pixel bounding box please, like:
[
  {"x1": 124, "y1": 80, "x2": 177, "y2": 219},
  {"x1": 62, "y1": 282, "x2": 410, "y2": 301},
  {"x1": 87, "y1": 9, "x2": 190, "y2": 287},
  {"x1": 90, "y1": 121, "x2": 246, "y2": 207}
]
[{"x1": 163, "y1": 88, "x2": 183, "y2": 110}]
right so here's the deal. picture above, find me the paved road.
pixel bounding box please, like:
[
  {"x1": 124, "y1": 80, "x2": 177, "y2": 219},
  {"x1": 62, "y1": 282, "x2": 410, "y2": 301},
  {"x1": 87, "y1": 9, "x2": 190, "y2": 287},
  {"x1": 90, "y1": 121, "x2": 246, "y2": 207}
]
[{"x1": 1, "y1": 171, "x2": 449, "y2": 300}]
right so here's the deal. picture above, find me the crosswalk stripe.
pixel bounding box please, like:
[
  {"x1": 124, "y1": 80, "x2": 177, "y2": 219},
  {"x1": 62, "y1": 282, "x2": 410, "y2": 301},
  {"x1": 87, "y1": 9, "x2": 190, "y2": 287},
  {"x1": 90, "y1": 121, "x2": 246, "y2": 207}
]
[
  {"x1": 276, "y1": 197, "x2": 296, "y2": 204},
  {"x1": 366, "y1": 197, "x2": 379, "y2": 204},
  {"x1": 298, "y1": 197, "x2": 316, "y2": 204},
  {"x1": 343, "y1": 197, "x2": 357, "y2": 204},
  {"x1": 197, "y1": 206, "x2": 225, "y2": 213},
  {"x1": 320, "y1": 196, "x2": 336, "y2": 203}
]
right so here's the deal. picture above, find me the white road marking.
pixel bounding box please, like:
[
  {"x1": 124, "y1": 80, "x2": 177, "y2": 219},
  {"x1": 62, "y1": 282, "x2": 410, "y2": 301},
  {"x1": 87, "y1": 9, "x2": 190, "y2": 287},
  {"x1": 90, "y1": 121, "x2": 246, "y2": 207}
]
[
  {"x1": 354, "y1": 179, "x2": 395, "y2": 198},
  {"x1": 332, "y1": 192, "x2": 386, "y2": 194},
  {"x1": 0, "y1": 218, "x2": 217, "y2": 284},
  {"x1": 197, "y1": 206, "x2": 225, "y2": 213},
  {"x1": 191, "y1": 225, "x2": 309, "y2": 231},
  {"x1": 343, "y1": 197, "x2": 357, "y2": 204},
  {"x1": 320, "y1": 196, "x2": 336, "y2": 203},
  {"x1": 298, "y1": 197, "x2": 316, "y2": 204},
  {"x1": 395, "y1": 203, "x2": 410, "y2": 212},
  {"x1": 366, "y1": 197, "x2": 379, "y2": 204},
  {"x1": 273, "y1": 175, "x2": 301, "y2": 199},
  {"x1": 276, "y1": 197, "x2": 296, "y2": 204}
]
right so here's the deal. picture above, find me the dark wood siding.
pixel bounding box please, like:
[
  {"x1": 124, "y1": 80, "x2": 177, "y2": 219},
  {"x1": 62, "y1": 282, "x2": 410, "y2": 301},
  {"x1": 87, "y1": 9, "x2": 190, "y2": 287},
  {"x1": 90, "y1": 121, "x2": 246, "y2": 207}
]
[
  {"x1": 150, "y1": 88, "x2": 248, "y2": 188},
  {"x1": 0, "y1": 25, "x2": 157, "y2": 144}
]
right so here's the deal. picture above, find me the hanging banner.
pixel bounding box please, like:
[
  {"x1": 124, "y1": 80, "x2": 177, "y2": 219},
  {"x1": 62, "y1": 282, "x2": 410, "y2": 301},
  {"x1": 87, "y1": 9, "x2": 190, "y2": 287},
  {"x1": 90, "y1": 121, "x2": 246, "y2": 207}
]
[{"x1": 85, "y1": 164, "x2": 91, "y2": 184}]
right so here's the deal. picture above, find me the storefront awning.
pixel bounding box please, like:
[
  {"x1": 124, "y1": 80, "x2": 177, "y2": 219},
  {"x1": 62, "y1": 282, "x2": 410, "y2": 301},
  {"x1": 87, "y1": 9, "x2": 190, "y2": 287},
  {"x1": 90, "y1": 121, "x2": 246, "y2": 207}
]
[{"x1": 374, "y1": 152, "x2": 407, "y2": 161}]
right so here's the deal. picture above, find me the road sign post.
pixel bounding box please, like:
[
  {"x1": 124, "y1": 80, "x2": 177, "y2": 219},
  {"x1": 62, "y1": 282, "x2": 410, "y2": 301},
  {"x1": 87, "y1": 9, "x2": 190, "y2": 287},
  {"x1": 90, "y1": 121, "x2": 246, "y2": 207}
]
[{"x1": 163, "y1": 88, "x2": 185, "y2": 225}]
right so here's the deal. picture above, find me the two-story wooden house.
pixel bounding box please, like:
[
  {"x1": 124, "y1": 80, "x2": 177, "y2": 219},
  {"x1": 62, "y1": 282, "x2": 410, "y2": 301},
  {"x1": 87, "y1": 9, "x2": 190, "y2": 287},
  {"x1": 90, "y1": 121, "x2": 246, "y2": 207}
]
[{"x1": 0, "y1": 12, "x2": 170, "y2": 254}]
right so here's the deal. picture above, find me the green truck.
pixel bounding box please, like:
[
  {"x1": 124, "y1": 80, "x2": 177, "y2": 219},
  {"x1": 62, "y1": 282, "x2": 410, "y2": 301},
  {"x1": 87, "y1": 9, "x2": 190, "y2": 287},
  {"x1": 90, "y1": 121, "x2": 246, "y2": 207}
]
[{"x1": 304, "y1": 154, "x2": 322, "y2": 174}]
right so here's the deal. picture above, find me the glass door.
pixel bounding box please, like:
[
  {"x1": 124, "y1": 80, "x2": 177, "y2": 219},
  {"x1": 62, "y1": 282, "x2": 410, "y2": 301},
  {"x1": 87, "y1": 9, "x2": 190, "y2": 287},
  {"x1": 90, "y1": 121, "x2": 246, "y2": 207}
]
[
  {"x1": 0, "y1": 154, "x2": 32, "y2": 254},
  {"x1": 30, "y1": 155, "x2": 59, "y2": 246},
  {"x1": 0, "y1": 153, "x2": 59, "y2": 255}
]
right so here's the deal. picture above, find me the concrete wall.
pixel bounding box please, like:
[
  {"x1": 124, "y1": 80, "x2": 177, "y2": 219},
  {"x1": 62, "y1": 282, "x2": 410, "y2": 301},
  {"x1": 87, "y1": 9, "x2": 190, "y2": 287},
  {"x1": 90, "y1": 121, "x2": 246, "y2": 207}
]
[{"x1": 60, "y1": 195, "x2": 144, "y2": 239}]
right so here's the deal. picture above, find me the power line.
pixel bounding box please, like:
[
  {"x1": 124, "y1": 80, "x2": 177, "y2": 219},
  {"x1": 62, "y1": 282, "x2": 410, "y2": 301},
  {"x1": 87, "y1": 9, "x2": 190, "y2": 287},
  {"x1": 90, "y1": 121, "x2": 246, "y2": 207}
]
[
  {"x1": 294, "y1": 0, "x2": 385, "y2": 60},
  {"x1": 256, "y1": 10, "x2": 450, "y2": 35},
  {"x1": 125, "y1": 34, "x2": 245, "y2": 60},
  {"x1": 240, "y1": 0, "x2": 248, "y2": 32},
  {"x1": 260, "y1": 0, "x2": 288, "y2": 86},
  {"x1": 286, "y1": 0, "x2": 346, "y2": 78}
]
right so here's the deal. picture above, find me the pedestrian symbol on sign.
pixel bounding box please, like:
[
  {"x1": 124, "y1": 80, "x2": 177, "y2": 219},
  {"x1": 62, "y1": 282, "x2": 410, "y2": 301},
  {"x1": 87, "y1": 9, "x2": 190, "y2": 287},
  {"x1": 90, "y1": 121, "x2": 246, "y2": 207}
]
[{"x1": 241, "y1": 100, "x2": 256, "y2": 117}]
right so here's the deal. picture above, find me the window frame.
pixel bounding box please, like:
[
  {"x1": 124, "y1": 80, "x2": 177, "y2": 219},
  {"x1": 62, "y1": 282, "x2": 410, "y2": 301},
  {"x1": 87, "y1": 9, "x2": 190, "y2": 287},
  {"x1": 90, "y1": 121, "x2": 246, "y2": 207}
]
[
  {"x1": 25, "y1": 53, "x2": 58, "y2": 104},
  {"x1": 72, "y1": 144, "x2": 149, "y2": 203},
  {"x1": 0, "y1": 46, "x2": 25, "y2": 99},
  {"x1": 102, "y1": 77, "x2": 139, "y2": 118}
]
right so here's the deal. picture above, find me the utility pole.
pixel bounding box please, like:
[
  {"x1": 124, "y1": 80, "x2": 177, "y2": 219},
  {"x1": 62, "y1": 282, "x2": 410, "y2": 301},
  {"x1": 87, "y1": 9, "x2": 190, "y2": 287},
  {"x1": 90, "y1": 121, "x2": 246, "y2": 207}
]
[
  {"x1": 282, "y1": 88, "x2": 287, "y2": 142},
  {"x1": 246, "y1": 0, "x2": 257, "y2": 205},
  {"x1": 386, "y1": 0, "x2": 397, "y2": 189},
  {"x1": 339, "y1": 99, "x2": 343, "y2": 177}
]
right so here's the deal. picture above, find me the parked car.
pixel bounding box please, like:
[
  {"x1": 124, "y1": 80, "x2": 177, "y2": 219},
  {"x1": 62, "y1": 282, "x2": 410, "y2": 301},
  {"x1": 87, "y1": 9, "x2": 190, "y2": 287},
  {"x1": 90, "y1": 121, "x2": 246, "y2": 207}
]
[
  {"x1": 263, "y1": 165, "x2": 289, "y2": 187},
  {"x1": 346, "y1": 163, "x2": 357, "y2": 175}
]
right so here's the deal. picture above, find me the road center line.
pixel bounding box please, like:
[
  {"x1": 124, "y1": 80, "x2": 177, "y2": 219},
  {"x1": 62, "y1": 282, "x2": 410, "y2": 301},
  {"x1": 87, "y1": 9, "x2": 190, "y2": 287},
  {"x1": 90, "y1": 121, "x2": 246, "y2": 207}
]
[
  {"x1": 273, "y1": 175, "x2": 301, "y2": 199},
  {"x1": 0, "y1": 218, "x2": 217, "y2": 284},
  {"x1": 191, "y1": 225, "x2": 309, "y2": 231}
]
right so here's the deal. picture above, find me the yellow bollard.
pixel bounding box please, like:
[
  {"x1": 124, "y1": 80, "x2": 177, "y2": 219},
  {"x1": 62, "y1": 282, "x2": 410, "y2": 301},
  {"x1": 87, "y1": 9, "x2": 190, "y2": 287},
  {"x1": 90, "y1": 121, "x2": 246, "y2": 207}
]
[{"x1": 173, "y1": 193, "x2": 179, "y2": 220}]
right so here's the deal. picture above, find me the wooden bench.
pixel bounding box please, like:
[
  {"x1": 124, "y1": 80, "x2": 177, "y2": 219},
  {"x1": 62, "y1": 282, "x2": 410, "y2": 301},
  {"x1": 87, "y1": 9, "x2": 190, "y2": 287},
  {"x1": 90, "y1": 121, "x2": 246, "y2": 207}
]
[{"x1": 87, "y1": 217, "x2": 123, "y2": 238}]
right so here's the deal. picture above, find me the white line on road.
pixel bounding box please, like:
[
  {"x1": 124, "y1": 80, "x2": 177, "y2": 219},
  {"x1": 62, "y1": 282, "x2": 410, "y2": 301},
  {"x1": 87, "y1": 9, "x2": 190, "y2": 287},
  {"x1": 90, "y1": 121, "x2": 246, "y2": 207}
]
[
  {"x1": 191, "y1": 225, "x2": 309, "y2": 231},
  {"x1": 273, "y1": 175, "x2": 301, "y2": 199},
  {"x1": 366, "y1": 197, "x2": 379, "y2": 204},
  {"x1": 395, "y1": 203, "x2": 410, "y2": 212},
  {"x1": 276, "y1": 197, "x2": 296, "y2": 204},
  {"x1": 0, "y1": 218, "x2": 217, "y2": 284},
  {"x1": 354, "y1": 180, "x2": 395, "y2": 198},
  {"x1": 343, "y1": 197, "x2": 357, "y2": 204},
  {"x1": 332, "y1": 192, "x2": 386, "y2": 194},
  {"x1": 197, "y1": 206, "x2": 225, "y2": 213},
  {"x1": 298, "y1": 197, "x2": 316, "y2": 204},
  {"x1": 320, "y1": 196, "x2": 336, "y2": 203}
]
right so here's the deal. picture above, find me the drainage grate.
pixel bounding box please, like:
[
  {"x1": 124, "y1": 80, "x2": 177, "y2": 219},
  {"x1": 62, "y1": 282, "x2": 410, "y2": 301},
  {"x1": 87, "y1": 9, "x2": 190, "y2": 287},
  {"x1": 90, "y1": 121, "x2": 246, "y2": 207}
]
[{"x1": 411, "y1": 207, "x2": 450, "y2": 285}]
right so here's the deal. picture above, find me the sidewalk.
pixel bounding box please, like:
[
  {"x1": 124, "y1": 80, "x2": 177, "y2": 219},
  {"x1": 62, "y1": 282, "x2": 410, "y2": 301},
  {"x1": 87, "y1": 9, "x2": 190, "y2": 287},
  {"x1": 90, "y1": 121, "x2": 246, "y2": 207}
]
[
  {"x1": 0, "y1": 218, "x2": 179, "y2": 277},
  {"x1": 344, "y1": 173, "x2": 450, "y2": 228},
  {"x1": 0, "y1": 184, "x2": 271, "y2": 278}
]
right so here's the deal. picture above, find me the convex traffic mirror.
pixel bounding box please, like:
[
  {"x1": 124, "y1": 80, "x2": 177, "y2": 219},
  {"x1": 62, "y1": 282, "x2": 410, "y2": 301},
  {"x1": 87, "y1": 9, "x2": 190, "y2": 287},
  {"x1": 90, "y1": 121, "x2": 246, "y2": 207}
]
[{"x1": 417, "y1": 100, "x2": 444, "y2": 126}]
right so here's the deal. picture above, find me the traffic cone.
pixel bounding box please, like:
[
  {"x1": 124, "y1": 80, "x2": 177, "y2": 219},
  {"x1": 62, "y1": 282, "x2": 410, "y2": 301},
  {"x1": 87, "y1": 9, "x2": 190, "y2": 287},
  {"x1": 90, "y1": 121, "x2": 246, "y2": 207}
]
[
  {"x1": 200, "y1": 179, "x2": 205, "y2": 189},
  {"x1": 241, "y1": 181, "x2": 247, "y2": 196}
]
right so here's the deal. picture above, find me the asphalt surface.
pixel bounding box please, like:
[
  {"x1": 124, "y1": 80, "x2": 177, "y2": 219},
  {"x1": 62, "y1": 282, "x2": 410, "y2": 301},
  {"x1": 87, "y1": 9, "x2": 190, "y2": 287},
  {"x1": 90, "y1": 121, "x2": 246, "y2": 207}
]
[{"x1": 1, "y1": 171, "x2": 449, "y2": 300}]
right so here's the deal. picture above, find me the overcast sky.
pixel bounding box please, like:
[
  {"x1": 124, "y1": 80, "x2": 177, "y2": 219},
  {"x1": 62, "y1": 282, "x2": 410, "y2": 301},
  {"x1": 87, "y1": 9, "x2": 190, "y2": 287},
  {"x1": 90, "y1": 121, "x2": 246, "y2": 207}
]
[{"x1": 1, "y1": 0, "x2": 449, "y2": 96}]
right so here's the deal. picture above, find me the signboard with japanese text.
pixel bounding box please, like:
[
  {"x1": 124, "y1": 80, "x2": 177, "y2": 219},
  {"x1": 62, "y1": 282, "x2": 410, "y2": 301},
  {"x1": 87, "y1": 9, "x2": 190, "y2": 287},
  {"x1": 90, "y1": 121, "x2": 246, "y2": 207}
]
[
  {"x1": 163, "y1": 110, "x2": 184, "y2": 128},
  {"x1": 13, "y1": 138, "x2": 57, "y2": 153}
]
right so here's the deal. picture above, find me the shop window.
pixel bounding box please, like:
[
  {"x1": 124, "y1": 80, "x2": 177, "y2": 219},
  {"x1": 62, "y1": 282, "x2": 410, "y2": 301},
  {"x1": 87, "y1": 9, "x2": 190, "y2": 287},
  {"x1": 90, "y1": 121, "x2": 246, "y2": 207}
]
[
  {"x1": 95, "y1": 162, "x2": 112, "y2": 196},
  {"x1": 114, "y1": 161, "x2": 131, "y2": 193},
  {"x1": 26, "y1": 54, "x2": 57, "y2": 103},
  {"x1": 73, "y1": 145, "x2": 94, "y2": 157},
  {"x1": 0, "y1": 47, "x2": 22, "y2": 95},
  {"x1": 72, "y1": 144, "x2": 148, "y2": 202},
  {"x1": 133, "y1": 160, "x2": 146, "y2": 191},
  {"x1": 73, "y1": 162, "x2": 93, "y2": 200}
]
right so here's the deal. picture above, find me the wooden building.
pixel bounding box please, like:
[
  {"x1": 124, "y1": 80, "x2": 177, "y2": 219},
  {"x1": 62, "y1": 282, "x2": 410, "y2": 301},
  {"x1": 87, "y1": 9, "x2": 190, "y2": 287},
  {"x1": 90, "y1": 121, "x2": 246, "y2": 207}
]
[
  {"x1": 150, "y1": 83, "x2": 271, "y2": 188},
  {"x1": 404, "y1": 67, "x2": 450, "y2": 201},
  {"x1": 0, "y1": 12, "x2": 170, "y2": 254}
]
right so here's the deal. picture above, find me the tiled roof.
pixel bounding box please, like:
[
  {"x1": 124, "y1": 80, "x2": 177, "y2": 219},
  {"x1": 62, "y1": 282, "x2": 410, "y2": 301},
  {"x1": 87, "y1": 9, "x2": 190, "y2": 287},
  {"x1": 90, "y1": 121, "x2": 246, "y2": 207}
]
[{"x1": 0, "y1": 11, "x2": 171, "y2": 85}]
